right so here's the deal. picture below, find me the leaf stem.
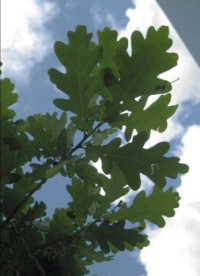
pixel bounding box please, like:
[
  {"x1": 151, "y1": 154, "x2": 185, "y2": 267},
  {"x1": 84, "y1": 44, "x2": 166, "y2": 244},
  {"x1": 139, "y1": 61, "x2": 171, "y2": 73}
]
[{"x1": 69, "y1": 121, "x2": 103, "y2": 154}]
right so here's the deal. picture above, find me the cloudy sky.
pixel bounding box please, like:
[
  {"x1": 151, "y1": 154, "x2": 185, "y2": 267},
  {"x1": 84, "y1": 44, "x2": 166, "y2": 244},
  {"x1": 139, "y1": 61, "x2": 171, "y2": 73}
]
[{"x1": 2, "y1": 0, "x2": 200, "y2": 275}]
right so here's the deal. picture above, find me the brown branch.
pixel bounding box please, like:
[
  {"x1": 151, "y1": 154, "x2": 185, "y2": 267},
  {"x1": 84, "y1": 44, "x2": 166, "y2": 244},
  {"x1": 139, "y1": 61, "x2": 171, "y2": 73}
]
[
  {"x1": 1, "y1": 121, "x2": 103, "y2": 229},
  {"x1": 0, "y1": 178, "x2": 47, "y2": 229}
]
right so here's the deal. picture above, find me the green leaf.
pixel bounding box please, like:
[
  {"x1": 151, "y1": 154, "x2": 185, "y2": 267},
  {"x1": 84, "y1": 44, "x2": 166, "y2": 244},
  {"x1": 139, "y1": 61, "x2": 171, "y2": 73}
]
[
  {"x1": 45, "y1": 155, "x2": 82, "y2": 179},
  {"x1": 106, "y1": 186, "x2": 180, "y2": 228},
  {"x1": 67, "y1": 178, "x2": 96, "y2": 225},
  {"x1": 92, "y1": 128, "x2": 117, "y2": 146},
  {"x1": 45, "y1": 162, "x2": 64, "y2": 179},
  {"x1": 87, "y1": 132, "x2": 189, "y2": 190},
  {"x1": 0, "y1": 78, "x2": 18, "y2": 121},
  {"x1": 67, "y1": 160, "x2": 102, "y2": 185},
  {"x1": 84, "y1": 220, "x2": 146, "y2": 253},
  {"x1": 0, "y1": 25, "x2": 190, "y2": 276},
  {"x1": 100, "y1": 164, "x2": 129, "y2": 202},
  {"x1": 47, "y1": 208, "x2": 75, "y2": 242},
  {"x1": 20, "y1": 224, "x2": 45, "y2": 250},
  {"x1": 20, "y1": 112, "x2": 67, "y2": 159},
  {"x1": 93, "y1": 164, "x2": 130, "y2": 218},
  {"x1": 66, "y1": 122, "x2": 76, "y2": 149},
  {"x1": 25, "y1": 201, "x2": 46, "y2": 222},
  {"x1": 103, "y1": 26, "x2": 178, "y2": 122},
  {"x1": 42, "y1": 112, "x2": 67, "y2": 140},
  {"x1": 29, "y1": 160, "x2": 52, "y2": 180},
  {"x1": 56, "y1": 128, "x2": 68, "y2": 159},
  {"x1": 48, "y1": 25, "x2": 104, "y2": 130},
  {"x1": 0, "y1": 141, "x2": 26, "y2": 186},
  {"x1": 94, "y1": 27, "x2": 128, "y2": 77},
  {"x1": 2, "y1": 131, "x2": 36, "y2": 161},
  {"x1": 13, "y1": 225, "x2": 46, "y2": 275},
  {"x1": 0, "y1": 60, "x2": 2, "y2": 75},
  {"x1": 1, "y1": 186, "x2": 30, "y2": 217},
  {"x1": 79, "y1": 245, "x2": 113, "y2": 263},
  {"x1": 55, "y1": 248, "x2": 90, "y2": 276},
  {"x1": 1, "y1": 167, "x2": 49, "y2": 216},
  {"x1": 124, "y1": 94, "x2": 178, "y2": 140}
]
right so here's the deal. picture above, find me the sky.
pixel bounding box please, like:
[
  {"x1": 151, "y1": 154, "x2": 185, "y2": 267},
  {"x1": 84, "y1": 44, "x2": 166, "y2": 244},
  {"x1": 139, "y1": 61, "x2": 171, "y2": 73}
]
[{"x1": 2, "y1": 0, "x2": 200, "y2": 275}]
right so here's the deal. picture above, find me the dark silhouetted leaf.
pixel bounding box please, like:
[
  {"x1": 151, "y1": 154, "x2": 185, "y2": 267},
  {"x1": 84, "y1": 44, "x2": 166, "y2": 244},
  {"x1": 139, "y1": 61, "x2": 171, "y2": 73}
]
[
  {"x1": 87, "y1": 132, "x2": 189, "y2": 190},
  {"x1": 84, "y1": 220, "x2": 147, "y2": 253},
  {"x1": 124, "y1": 94, "x2": 178, "y2": 140},
  {"x1": 106, "y1": 186, "x2": 180, "y2": 228}
]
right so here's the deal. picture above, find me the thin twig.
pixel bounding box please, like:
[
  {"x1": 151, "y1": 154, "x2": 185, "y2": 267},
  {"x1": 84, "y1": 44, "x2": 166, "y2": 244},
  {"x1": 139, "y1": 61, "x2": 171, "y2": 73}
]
[
  {"x1": 10, "y1": 222, "x2": 46, "y2": 276},
  {"x1": 37, "y1": 218, "x2": 102, "y2": 252},
  {"x1": 69, "y1": 121, "x2": 103, "y2": 155},
  {"x1": 0, "y1": 178, "x2": 46, "y2": 229}
]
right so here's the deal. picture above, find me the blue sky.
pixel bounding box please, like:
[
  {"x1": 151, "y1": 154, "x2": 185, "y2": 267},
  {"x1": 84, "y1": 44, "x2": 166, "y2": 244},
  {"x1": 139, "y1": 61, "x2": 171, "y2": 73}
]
[{"x1": 2, "y1": 0, "x2": 200, "y2": 275}]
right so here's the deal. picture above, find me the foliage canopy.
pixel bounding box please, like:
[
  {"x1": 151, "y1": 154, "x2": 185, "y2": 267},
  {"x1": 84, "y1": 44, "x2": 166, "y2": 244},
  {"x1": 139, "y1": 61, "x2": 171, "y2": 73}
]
[{"x1": 0, "y1": 26, "x2": 188, "y2": 276}]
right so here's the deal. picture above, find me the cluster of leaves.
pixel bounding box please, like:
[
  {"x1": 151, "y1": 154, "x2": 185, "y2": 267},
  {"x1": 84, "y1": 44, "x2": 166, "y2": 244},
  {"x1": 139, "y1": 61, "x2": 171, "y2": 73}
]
[{"x1": 0, "y1": 26, "x2": 189, "y2": 276}]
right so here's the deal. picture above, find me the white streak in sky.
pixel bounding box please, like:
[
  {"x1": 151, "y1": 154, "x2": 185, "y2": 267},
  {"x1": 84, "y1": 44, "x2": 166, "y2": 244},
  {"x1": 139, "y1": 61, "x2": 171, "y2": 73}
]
[{"x1": 2, "y1": 0, "x2": 58, "y2": 82}]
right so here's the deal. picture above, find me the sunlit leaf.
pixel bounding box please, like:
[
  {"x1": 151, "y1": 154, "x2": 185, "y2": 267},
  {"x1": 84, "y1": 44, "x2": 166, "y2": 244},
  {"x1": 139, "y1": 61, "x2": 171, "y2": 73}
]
[
  {"x1": 103, "y1": 26, "x2": 178, "y2": 123},
  {"x1": 48, "y1": 25, "x2": 105, "y2": 130}
]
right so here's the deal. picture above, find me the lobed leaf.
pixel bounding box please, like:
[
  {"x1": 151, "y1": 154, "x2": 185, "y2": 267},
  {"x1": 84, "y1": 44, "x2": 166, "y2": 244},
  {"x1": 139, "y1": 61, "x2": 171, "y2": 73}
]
[
  {"x1": 25, "y1": 201, "x2": 46, "y2": 222},
  {"x1": 79, "y1": 245, "x2": 113, "y2": 263},
  {"x1": 94, "y1": 164, "x2": 130, "y2": 218},
  {"x1": 87, "y1": 132, "x2": 189, "y2": 190},
  {"x1": 124, "y1": 94, "x2": 178, "y2": 140},
  {"x1": 48, "y1": 25, "x2": 105, "y2": 130},
  {"x1": 47, "y1": 208, "x2": 75, "y2": 242},
  {"x1": 1, "y1": 141, "x2": 26, "y2": 186},
  {"x1": 84, "y1": 220, "x2": 147, "y2": 253},
  {"x1": 92, "y1": 128, "x2": 117, "y2": 146},
  {"x1": 94, "y1": 27, "x2": 128, "y2": 77},
  {"x1": 103, "y1": 26, "x2": 178, "y2": 123},
  {"x1": 20, "y1": 112, "x2": 68, "y2": 159},
  {"x1": 67, "y1": 178, "x2": 96, "y2": 225},
  {"x1": 0, "y1": 77, "x2": 18, "y2": 121},
  {"x1": 67, "y1": 159, "x2": 102, "y2": 185},
  {"x1": 106, "y1": 186, "x2": 180, "y2": 228}
]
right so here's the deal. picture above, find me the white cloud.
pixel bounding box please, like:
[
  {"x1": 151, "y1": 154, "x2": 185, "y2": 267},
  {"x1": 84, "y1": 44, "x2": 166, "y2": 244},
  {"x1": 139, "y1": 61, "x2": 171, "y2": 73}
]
[
  {"x1": 1, "y1": 0, "x2": 58, "y2": 82},
  {"x1": 90, "y1": 3, "x2": 119, "y2": 30},
  {"x1": 65, "y1": 0, "x2": 77, "y2": 10},
  {"x1": 90, "y1": 4, "x2": 104, "y2": 28},
  {"x1": 139, "y1": 125, "x2": 200, "y2": 276}
]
